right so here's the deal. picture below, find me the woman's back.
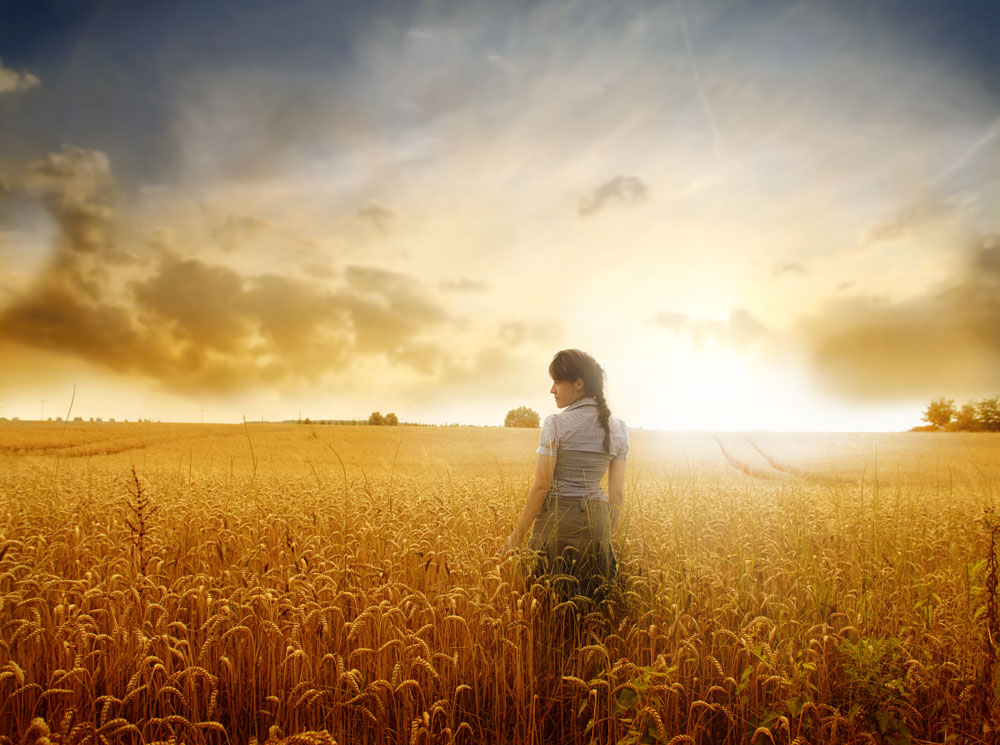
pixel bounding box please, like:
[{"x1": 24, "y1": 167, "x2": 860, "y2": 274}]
[{"x1": 537, "y1": 397, "x2": 629, "y2": 500}]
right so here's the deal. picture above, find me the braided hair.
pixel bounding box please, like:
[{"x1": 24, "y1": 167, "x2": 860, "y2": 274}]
[{"x1": 549, "y1": 349, "x2": 612, "y2": 453}]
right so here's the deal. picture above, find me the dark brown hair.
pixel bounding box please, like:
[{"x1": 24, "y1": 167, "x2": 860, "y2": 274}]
[{"x1": 549, "y1": 349, "x2": 612, "y2": 453}]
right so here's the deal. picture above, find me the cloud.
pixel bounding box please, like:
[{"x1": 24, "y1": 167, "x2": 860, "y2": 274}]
[
  {"x1": 578, "y1": 176, "x2": 648, "y2": 218},
  {"x1": 336, "y1": 265, "x2": 450, "y2": 360},
  {"x1": 357, "y1": 203, "x2": 394, "y2": 233},
  {"x1": 23, "y1": 146, "x2": 114, "y2": 256},
  {"x1": 205, "y1": 209, "x2": 321, "y2": 254},
  {"x1": 0, "y1": 256, "x2": 353, "y2": 393},
  {"x1": 408, "y1": 318, "x2": 566, "y2": 402},
  {"x1": 858, "y1": 193, "x2": 970, "y2": 248},
  {"x1": 648, "y1": 308, "x2": 768, "y2": 349},
  {"x1": 0, "y1": 253, "x2": 453, "y2": 392},
  {"x1": 209, "y1": 213, "x2": 269, "y2": 252},
  {"x1": 728, "y1": 309, "x2": 769, "y2": 341},
  {"x1": 440, "y1": 277, "x2": 489, "y2": 292},
  {"x1": 0, "y1": 281, "x2": 167, "y2": 378},
  {"x1": 432, "y1": 344, "x2": 536, "y2": 398},
  {"x1": 772, "y1": 262, "x2": 807, "y2": 277},
  {"x1": 133, "y1": 256, "x2": 256, "y2": 352},
  {"x1": 497, "y1": 320, "x2": 562, "y2": 347},
  {"x1": 0, "y1": 148, "x2": 455, "y2": 392},
  {"x1": 0, "y1": 61, "x2": 40, "y2": 95},
  {"x1": 794, "y1": 236, "x2": 1000, "y2": 400},
  {"x1": 304, "y1": 261, "x2": 336, "y2": 279},
  {"x1": 648, "y1": 311, "x2": 687, "y2": 331}
]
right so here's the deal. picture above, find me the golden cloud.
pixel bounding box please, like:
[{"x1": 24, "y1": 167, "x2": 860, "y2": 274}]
[
  {"x1": 0, "y1": 148, "x2": 459, "y2": 392},
  {"x1": 795, "y1": 237, "x2": 1000, "y2": 400},
  {"x1": 0, "y1": 61, "x2": 40, "y2": 95}
]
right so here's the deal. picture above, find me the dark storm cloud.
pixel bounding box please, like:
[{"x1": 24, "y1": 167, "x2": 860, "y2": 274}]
[
  {"x1": 796, "y1": 237, "x2": 1000, "y2": 400},
  {"x1": 578, "y1": 176, "x2": 648, "y2": 218}
]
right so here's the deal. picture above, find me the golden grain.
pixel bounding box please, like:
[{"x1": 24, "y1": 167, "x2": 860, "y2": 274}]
[{"x1": 0, "y1": 423, "x2": 995, "y2": 743}]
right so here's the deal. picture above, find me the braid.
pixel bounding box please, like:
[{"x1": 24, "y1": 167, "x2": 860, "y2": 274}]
[{"x1": 595, "y1": 390, "x2": 612, "y2": 454}]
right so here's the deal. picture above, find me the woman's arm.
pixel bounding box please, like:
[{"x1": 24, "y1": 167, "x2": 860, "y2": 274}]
[
  {"x1": 499, "y1": 453, "x2": 555, "y2": 554},
  {"x1": 607, "y1": 458, "x2": 626, "y2": 534}
]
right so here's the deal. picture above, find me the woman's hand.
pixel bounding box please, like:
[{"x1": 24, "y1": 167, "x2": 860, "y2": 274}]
[
  {"x1": 607, "y1": 459, "x2": 626, "y2": 534},
  {"x1": 496, "y1": 532, "x2": 521, "y2": 557},
  {"x1": 497, "y1": 453, "x2": 553, "y2": 558}
]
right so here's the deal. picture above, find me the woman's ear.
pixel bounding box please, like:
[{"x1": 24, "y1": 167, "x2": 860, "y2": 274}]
[{"x1": 575, "y1": 378, "x2": 585, "y2": 392}]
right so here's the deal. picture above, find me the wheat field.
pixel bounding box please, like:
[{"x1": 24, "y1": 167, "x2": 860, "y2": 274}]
[{"x1": 0, "y1": 422, "x2": 997, "y2": 744}]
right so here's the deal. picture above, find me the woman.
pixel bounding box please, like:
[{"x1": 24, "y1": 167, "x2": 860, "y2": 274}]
[{"x1": 499, "y1": 349, "x2": 629, "y2": 599}]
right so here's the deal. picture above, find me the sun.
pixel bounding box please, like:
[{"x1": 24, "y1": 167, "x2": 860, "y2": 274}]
[{"x1": 612, "y1": 332, "x2": 816, "y2": 431}]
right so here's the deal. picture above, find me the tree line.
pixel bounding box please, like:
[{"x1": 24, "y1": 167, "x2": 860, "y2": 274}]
[
  {"x1": 295, "y1": 413, "x2": 400, "y2": 425},
  {"x1": 918, "y1": 395, "x2": 1000, "y2": 431}
]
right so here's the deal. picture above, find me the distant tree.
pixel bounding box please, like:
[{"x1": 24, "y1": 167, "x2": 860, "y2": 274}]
[
  {"x1": 384, "y1": 412, "x2": 399, "y2": 426},
  {"x1": 922, "y1": 397, "x2": 955, "y2": 429},
  {"x1": 953, "y1": 401, "x2": 981, "y2": 431},
  {"x1": 505, "y1": 406, "x2": 540, "y2": 428},
  {"x1": 368, "y1": 411, "x2": 385, "y2": 426},
  {"x1": 977, "y1": 395, "x2": 1000, "y2": 432}
]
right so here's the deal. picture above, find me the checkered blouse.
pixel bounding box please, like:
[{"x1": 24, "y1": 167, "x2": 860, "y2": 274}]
[{"x1": 535, "y1": 396, "x2": 629, "y2": 500}]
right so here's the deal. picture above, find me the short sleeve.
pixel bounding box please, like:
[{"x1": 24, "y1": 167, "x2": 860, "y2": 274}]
[
  {"x1": 536, "y1": 414, "x2": 557, "y2": 456},
  {"x1": 613, "y1": 420, "x2": 629, "y2": 461}
]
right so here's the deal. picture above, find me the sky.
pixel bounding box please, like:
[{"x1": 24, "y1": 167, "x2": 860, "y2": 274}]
[{"x1": 0, "y1": 0, "x2": 997, "y2": 430}]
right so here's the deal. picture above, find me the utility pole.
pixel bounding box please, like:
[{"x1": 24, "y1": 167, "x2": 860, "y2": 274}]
[{"x1": 39, "y1": 400, "x2": 47, "y2": 421}]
